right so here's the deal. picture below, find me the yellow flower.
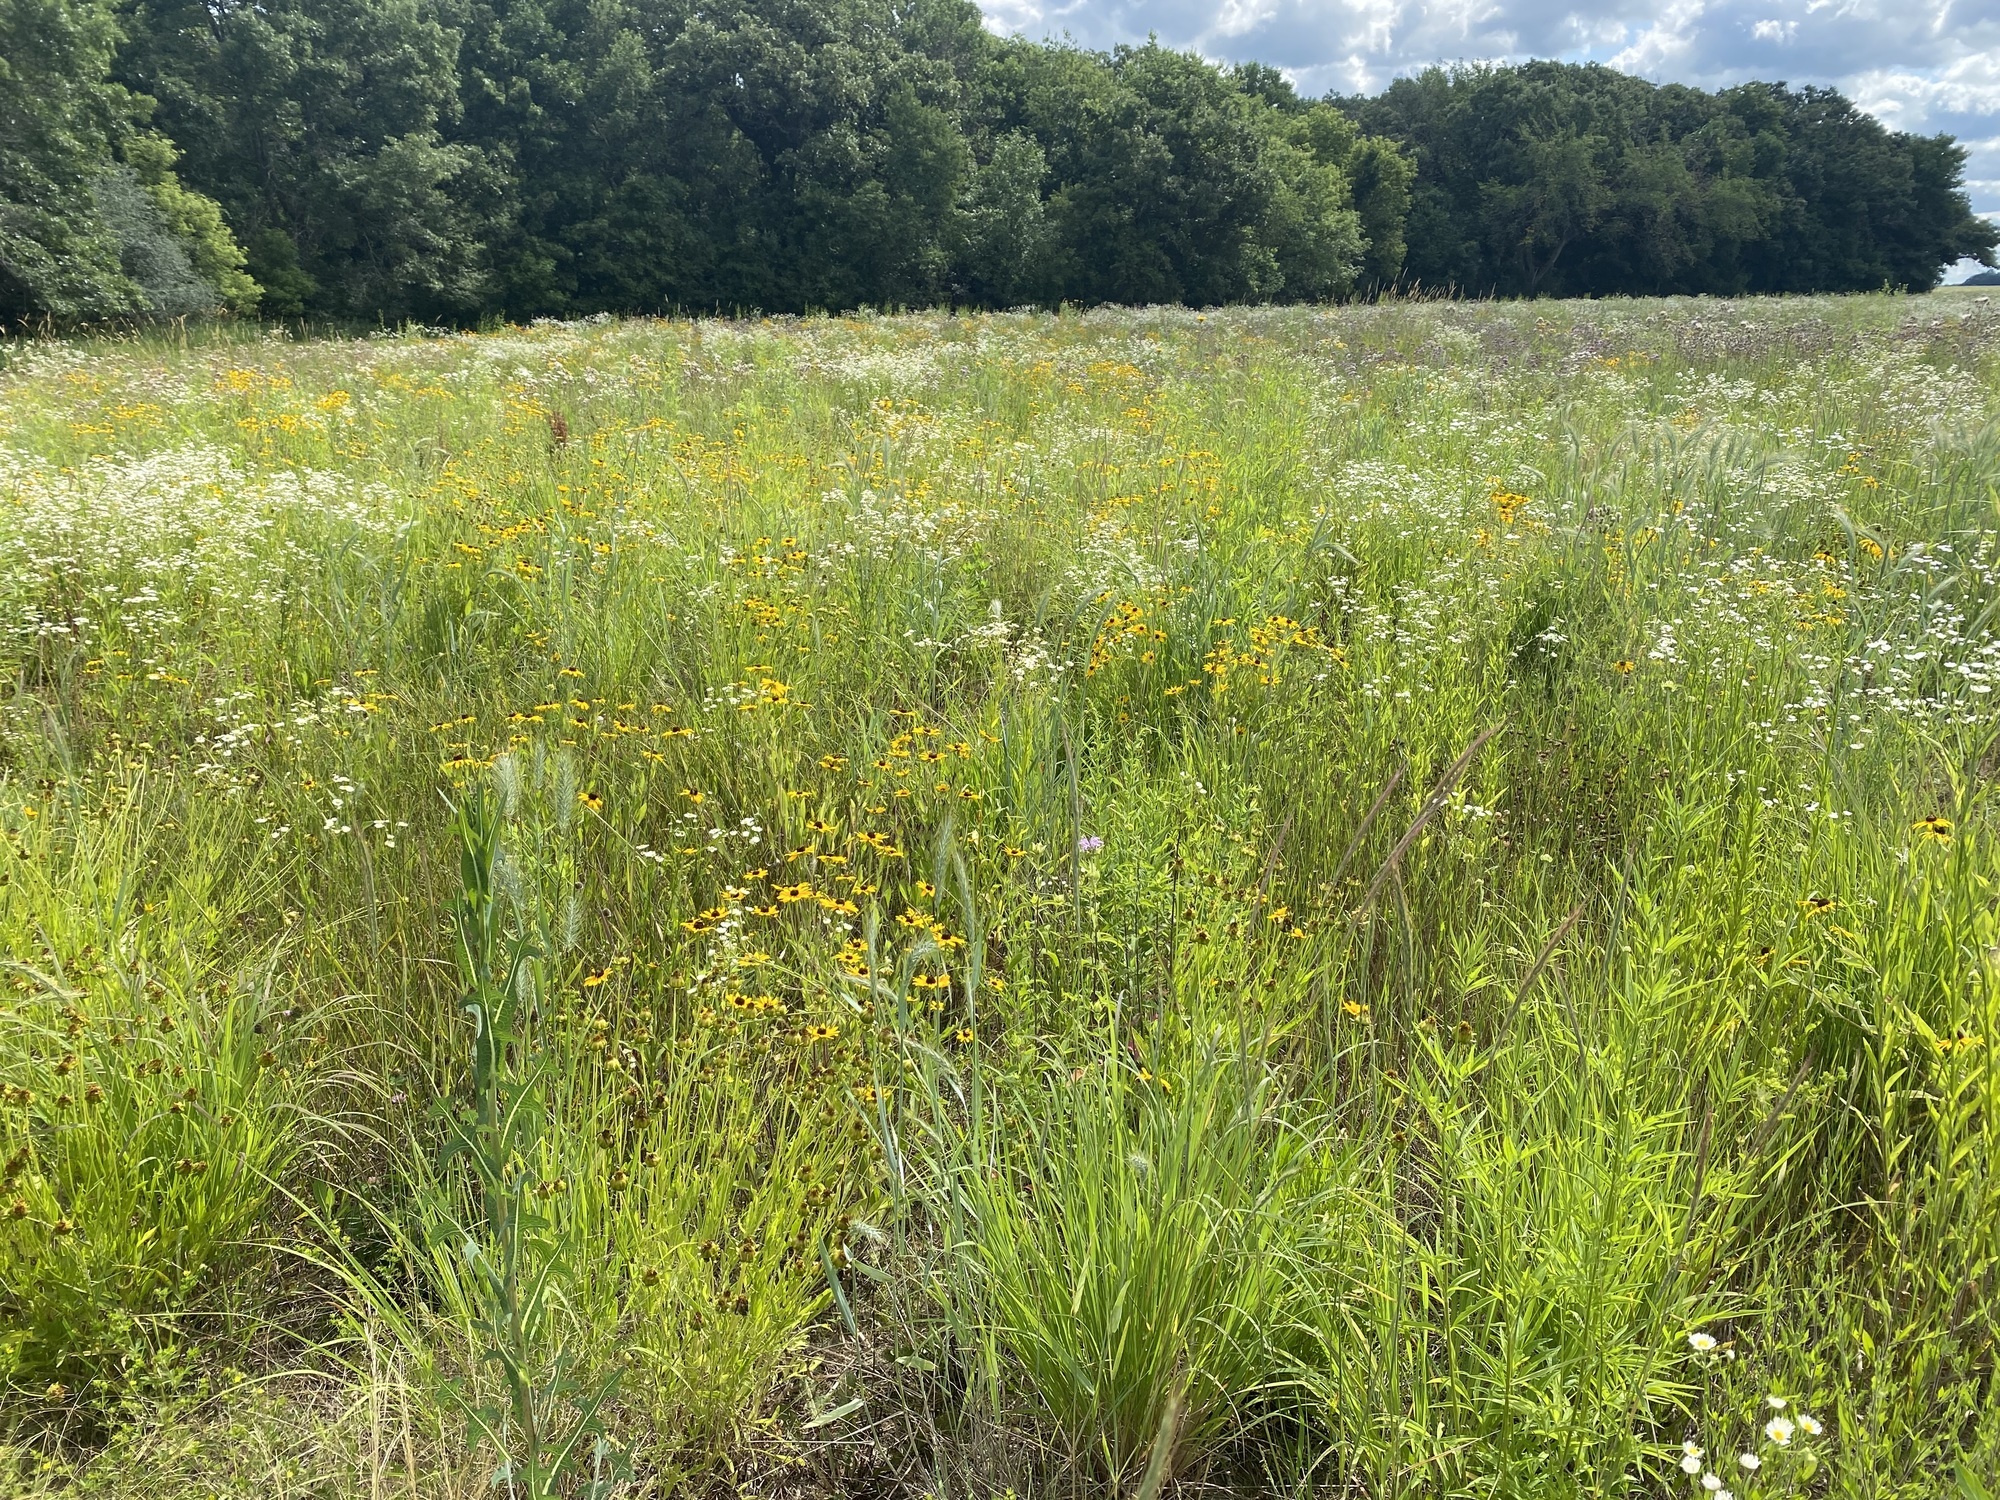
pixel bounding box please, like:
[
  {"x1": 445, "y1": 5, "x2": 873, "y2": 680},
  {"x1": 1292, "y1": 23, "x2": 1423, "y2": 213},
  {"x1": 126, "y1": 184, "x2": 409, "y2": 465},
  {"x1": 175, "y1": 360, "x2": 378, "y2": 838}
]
[
  {"x1": 1913, "y1": 815, "x2": 1952, "y2": 843},
  {"x1": 579, "y1": 791, "x2": 603, "y2": 812}
]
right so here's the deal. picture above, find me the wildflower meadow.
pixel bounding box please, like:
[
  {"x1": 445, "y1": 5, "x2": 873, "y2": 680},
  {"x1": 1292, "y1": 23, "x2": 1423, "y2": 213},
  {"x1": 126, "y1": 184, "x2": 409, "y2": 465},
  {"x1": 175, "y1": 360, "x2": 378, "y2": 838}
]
[{"x1": 0, "y1": 293, "x2": 1995, "y2": 1497}]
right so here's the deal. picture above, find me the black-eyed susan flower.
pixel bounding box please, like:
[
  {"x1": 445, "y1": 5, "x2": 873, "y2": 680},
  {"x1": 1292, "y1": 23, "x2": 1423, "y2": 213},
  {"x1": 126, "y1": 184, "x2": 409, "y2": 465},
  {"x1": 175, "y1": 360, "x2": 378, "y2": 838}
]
[{"x1": 1913, "y1": 815, "x2": 1952, "y2": 843}]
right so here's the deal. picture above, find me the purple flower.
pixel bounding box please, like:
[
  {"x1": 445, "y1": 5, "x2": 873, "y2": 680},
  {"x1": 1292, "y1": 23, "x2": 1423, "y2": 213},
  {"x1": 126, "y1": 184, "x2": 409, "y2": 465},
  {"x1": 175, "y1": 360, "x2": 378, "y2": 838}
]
[{"x1": 1077, "y1": 835, "x2": 1104, "y2": 853}]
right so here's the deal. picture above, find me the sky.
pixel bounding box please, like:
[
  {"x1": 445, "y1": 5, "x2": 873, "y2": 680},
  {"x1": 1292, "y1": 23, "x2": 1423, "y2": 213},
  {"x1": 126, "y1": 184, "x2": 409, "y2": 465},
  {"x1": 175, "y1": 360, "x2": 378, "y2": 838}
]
[{"x1": 974, "y1": 0, "x2": 2000, "y2": 279}]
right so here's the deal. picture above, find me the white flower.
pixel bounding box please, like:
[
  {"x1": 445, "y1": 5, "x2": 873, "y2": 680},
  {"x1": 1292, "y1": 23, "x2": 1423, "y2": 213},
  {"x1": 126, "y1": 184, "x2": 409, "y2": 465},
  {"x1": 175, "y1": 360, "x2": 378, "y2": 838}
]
[
  {"x1": 1766, "y1": 1394, "x2": 1788, "y2": 1410},
  {"x1": 1688, "y1": 1331, "x2": 1718, "y2": 1352},
  {"x1": 1739, "y1": 1452, "x2": 1762, "y2": 1471},
  {"x1": 1682, "y1": 1440, "x2": 1704, "y2": 1457},
  {"x1": 1797, "y1": 1414, "x2": 1822, "y2": 1437},
  {"x1": 1681, "y1": 1453, "x2": 1704, "y2": 1475},
  {"x1": 1764, "y1": 1417, "x2": 1795, "y2": 1445},
  {"x1": 1703, "y1": 1475, "x2": 1723, "y2": 1492},
  {"x1": 1717, "y1": 1491, "x2": 1734, "y2": 1500}
]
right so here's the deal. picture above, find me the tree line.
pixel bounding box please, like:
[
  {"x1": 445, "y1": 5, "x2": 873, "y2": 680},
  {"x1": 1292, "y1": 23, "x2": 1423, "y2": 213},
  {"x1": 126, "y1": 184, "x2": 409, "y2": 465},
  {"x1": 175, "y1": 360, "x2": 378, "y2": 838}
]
[{"x1": 3, "y1": 0, "x2": 1994, "y2": 325}]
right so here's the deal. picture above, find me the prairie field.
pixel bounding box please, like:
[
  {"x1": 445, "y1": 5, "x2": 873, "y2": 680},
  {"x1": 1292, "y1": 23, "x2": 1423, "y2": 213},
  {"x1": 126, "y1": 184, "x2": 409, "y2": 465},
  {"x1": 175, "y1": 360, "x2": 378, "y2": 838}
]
[{"x1": 0, "y1": 293, "x2": 1997, "y2": 1498}]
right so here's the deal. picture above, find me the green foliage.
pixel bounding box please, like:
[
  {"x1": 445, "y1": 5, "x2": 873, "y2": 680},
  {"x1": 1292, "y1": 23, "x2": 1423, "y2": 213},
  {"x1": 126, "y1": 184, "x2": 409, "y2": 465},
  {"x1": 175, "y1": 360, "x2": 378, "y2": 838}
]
[
  {"x1": 917, "y1": 1044, "x2": 1317, "y2": 1487},
  {"x1": 121, "y1": 135, "x2": 259, "y2": 314},
  {"x1": 0, "y1": 787, "x2": 303, "y2": 1399},
  {"x1": 1344, "y1": 61, "x2": 1998, "y2": 296},
  {"x1": 0, "y1": 0, "x2": 140, "y2": 319},
  {"x1": 0, "y1": 0, "x2": 260, "y2": 323},
  {"x1": 1, "y1": 295, "x2": 1999, "y2": 1494},
  {"x1": 1, "y1": 1, "x2": 1956, "y2": 321}
]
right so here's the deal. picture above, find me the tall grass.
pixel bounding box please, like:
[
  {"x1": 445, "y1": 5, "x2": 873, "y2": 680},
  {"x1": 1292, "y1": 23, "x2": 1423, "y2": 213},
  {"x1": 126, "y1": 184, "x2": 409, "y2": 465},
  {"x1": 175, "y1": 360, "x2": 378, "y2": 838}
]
[{"x1": 0, "y1": 292, "x2": 1996, "y2": 1495}]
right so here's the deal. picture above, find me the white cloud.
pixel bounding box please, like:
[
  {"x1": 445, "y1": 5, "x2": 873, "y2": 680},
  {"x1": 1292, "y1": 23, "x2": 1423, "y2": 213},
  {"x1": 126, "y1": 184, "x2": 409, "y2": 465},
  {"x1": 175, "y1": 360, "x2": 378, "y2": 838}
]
[{"x1": 1610, "y1": 0, "x2": 1709, "y2": 72}]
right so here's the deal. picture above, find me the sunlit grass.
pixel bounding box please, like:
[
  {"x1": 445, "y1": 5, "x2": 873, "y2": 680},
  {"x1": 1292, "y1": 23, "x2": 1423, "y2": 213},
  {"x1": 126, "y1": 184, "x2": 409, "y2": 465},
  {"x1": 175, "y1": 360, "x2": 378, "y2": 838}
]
[{"x1": 0, "y1": 293, "x2": 1995, "y2": 1496}]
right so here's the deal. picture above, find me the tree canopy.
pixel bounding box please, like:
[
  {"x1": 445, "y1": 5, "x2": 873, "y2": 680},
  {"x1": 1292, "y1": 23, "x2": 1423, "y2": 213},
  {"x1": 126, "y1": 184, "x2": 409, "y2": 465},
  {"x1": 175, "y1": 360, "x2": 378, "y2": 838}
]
[
  {"x1": 1, "y1": 0, "x2": 1992, "y2": 324},
  {"x1": 1338, "y1": 62, "x2": 1997, "y2": 298}
]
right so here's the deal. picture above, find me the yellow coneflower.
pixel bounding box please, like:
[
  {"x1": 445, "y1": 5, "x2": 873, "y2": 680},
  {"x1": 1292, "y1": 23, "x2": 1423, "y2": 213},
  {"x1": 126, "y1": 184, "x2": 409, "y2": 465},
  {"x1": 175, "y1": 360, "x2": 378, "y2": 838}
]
[
  {"x1": 1913, "y1": 815, "x2": 1952, "y2": 843},
  {"x1": 579, "y1": 790, "x2": 603, "y2": 812},
  {"x1": 1612, "y1": 659, "x2": 1635, "y2": 674},
  {"x1": 582, "y1": 966, "x2": 614, "y2": 988}
]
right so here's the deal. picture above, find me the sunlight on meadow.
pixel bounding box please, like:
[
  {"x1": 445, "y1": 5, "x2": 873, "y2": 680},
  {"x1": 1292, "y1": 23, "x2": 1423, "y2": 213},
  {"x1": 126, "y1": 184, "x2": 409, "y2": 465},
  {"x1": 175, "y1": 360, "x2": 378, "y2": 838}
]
[{"x1": 0, "y1": 295, "x2": 1995, "y2": 1496}]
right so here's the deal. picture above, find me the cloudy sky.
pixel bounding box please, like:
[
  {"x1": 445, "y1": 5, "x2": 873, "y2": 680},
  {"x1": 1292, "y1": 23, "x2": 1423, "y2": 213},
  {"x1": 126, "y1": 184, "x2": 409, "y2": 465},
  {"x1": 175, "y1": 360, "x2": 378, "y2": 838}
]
[{"x1": 975, "y1": 0, "x2": 2000, "y2": 274}]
